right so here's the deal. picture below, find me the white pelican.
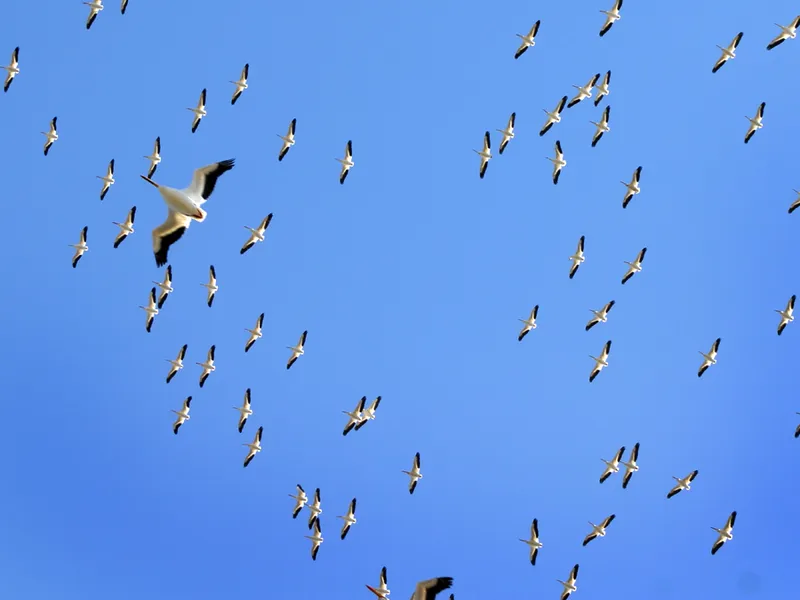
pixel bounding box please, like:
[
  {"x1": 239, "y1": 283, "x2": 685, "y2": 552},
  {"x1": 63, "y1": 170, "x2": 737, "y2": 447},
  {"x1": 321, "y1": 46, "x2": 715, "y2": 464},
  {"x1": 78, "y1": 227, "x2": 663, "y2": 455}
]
[
  {"x1": 3, "y1": 47, "x2": 19, "y2": 93},
  {"x1": 744, "y1": 102, "x2": 765, "y2": 144},
  {"x1": 171, "y1": 396, "x2": 192, "y2": 435},
  {"x1": 540, "y1": 96, "x2": 568, "y2": 136},
  {"x1": 289, "y1": 484, "x2": 308, "y2": 519},
  {"x1": 42, "y1": 116, "x2": 58, "y2": 156},
  {"x1": 589, "y1": 340, "x2": 611, "y2": 383},
  {"x1": 143, "y1": 136, "x2": 161, "y2": 179},
  {"x1": 112, "y1": 206, "x2": 136, "y2": 248},
  {"x1": 586, "y1": 300, "x2": 615, "y2": 332},
  {"x1": 244, "y1": 312, "x2": 264, "y2": 353},
  {"x1": 343, "y1": 396, "x2": 367, "y2": 436},
  {"x1": 153, "y1": 264, "x2": 173, "y2": 309},
  {"x1": 196, "y1": 344, "x2": 216, "y2": 388},
  {"x1": 590, "y1": 105, "x2": 610, "y2": 147},
  {"x1": 230, "y1": 63, "x2": 249, "y2": 105},
  {"x1": 365, "y1": 567, "x2": 391, "y2": 599},
  {"x1": 474, "y1": 131, "x2": 491, "y2": 179},
  {"x1": 241, "y1": 213, "x2": 273, "y2": 255},
  {"x1": 337, "y1": 140, "x2": 354, "y2": 184},
  {"x1": 599, "y1": 445, "x2": 626, "y2": 483},
  {"x1": 139, "y1": 287, "x2": 158, "y2": 332},
  {"x1": 569, "y1": 235, "x2": 586, "y2": 279},
  {"x1": 242, "y1": 425, "x2": 263, "y2": 468},
  {"x1": 711, "y1": 511, "x2": 736, "y2": 555},
  {"x1": 514, "y1": 20, "x2": 541, "y2": 59},
  {"x1": 497, "y1": 112, "x2": 516, "y2": 154},
  {"x1": 621, "y1": 247, "x2": 647, "y2": 284},
  {"x1": 518, "y1": 305, "x2": 539, "y2": 341},
  {"x1": 582, "y1": 514, "x2": 615, "y2": 546},
  {"x1": 141, "y1": 159, "x2": 235, "y2": 267},
  {"x1": 593, "y1": 70, "x2": 611, "y2": 106},
  {"x1": 697, "y1": 337, "x2": 721, "y2": 377},
  {"x1": 766, "y1": 15, "x2": 800, "y2": 50},
  {"x1": 369, "y1": 577, "x2": 452, "y2": 600},
  {"x1": 307, "y1": 487, "x2": 322, "y2": 529},
  {"x1": 568, "y1": 73, "x2": 601, "y2": 108},
  {"x1": 286, "y1": 330, "x2": 307, "y2": 370},
  {"x1": 621, "y1": 442, "x2": 640, "y2": 489},
  {"x1": 354, "y1": 396, "x2": 382, "y2": 431},
  {"x1": 234, "y1": 388, "x2": 253, "y2": 433},
  {"x1": 337, "y1": 497, "x2": 357, "y2": 540},
  {"x1": 788, "y1": 190, "x2": 800, "y2": 214},
  {"x1": 121, "y1": 0, "x2": 128, "y2": 14},
  {"x1": 518, "y1": 518, "x2": 542, "y2": 566},
  {"x1": 599, "y1": 0, "x2": 622, "y2": 37},
  {"x1": 305, "y1": 520, "x2": 323, "y2": 561},
  {"x1": 70, "y1": 226, "x2": 88, "y2": 268},
  {"x1": 278, "y1": 118, "x2": 297, "y2": 161},
  {"x1": 201, "y1": 265, "x2": 218, "y2": 307},
  {"x1": 97, "y1": 159, "x2": 115, "y2": 200},
  {"x1": 548, "y1": 140, "x2": 566, "y2": 184},
  {"x1": 667, "y1": 469, "x2": 698, "y2": 499},
  {"x1": 557, "y1": 564, "x2": 579, "y2": 600},
  {"x1": 794, "y1": 413, "x2": 800, "y2": 438},
  {"x1": 775, "y1": 294, "x2": 796, "y2": 335},
  {"x1": 165, "y1": 343, "x2": 187, "y2": 384},
  {"x1": 402, "y1": 452, "x2": 423, "y2": 494},
  {"x1": 712, "y1": 32, "x2": 744, "y2": 73},
  {"x1": 621, "y1": 166, "x2": 642, "y2": 208},
  {"x1": 188, "y1": 88, "x2": 207, "y2": 133},
  {"x1": 84, "y1": 0, "x2": 103, "y2": 30}
]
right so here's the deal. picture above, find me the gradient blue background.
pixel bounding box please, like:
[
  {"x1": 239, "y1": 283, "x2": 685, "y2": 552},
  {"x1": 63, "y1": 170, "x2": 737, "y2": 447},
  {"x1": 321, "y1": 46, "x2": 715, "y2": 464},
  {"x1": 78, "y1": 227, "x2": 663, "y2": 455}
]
[{"x1": 1, "y1": 1, "x2": 798, "y2": 598}]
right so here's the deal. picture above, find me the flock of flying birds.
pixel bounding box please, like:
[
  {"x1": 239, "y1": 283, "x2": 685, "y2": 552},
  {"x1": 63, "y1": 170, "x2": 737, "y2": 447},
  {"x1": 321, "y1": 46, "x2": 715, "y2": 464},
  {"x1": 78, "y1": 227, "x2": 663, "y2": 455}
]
[{"x1": 5, "y1": 2, "x2": 800, "y2": 599}]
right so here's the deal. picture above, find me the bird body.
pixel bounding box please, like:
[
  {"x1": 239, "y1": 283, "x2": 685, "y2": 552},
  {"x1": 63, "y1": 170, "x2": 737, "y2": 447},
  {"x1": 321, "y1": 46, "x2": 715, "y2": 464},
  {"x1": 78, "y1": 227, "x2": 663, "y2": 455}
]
[
  {"x1": 196, "y1": 345, "x2": 216, "y2": 388},
  {"x1": 497, "y1": 112, "x2": 516, "y2": 154},
  {"x1": 711, "y1": 511, "x2": 736, "y2": 555},
  {"x1": 3, "y1": 46, "x2": 19, "y2": 92},
  {"x1": 621, "y1": 442, "x2": 640, "y2": 488},
  {"x1": 599, "y1": 445, "x2": 625, "y2": 483},
  {"x1": 112, "y1": 206, "x2": 136, "y2": 248},
  {"x1": 402, "y1": 452, "x2": 423, "y2": 494},
  {"x1": 287, "y1": 330, "x2": 307, "y2": 369},
  {"x1": 230, "y1": 63, "x2": 249, "y2": 105},
  {"x1": 241, "y1": 214, "x2": 272, "y2": 254},
  {"x1": 233, "y1": 388, "x2": 253, "y2": 432},
  {"x1": 474, "y1": 131, "x2": 492, "y2": 178},
  {"x1": 590, "y1": 105, "x2": 610, "y2": 147},
  {"x1": 70, "y1": 226, "x2": 89, "y2": 268},
  {"x1": 667, "y1": 469, "x2": 699, "y2": 498},
  {"x1": 165, "y1": 343, "x2": 187, "y2": 383},
  {"x1": 744, "y1": 102, "x2": 765, "y2": 144},
  {"x1": 242, "y1": 425, "x2": 263, "y2": 467},
  {"x1": 138, "y1": 287, "x2": 158, "y2": 332},
  {"x1": 548, "y1": 140, "x2": 566, "y2": 184},
  {"x1": 514, "y1": 21, "x2": 540, "y2": 59},
  {"x1": 343, "y1": 396, "x2": 367, "y2": 436},
  {"x1": 171, "y1": 396, "x2": 192, "y2": 434},
  {"x1": 697, "y1": 338, "x2": 721, "y2": 377},
  {"x1": 569, "y1": 235, "x2": 586, "y2": 279},
  {"x1": 518, "y1": 518, "x2": 543, "y2": 565},
  {"x1": 244, "y1": 313, "x2": 264, "y2": 352},
  {"x1": 355, "y1": 396, "x2": 382, "y2": 431},
  {"x1": 586, "y1": 300, "x2": 615, "y2": 331},
  {"x1": 776, "y1": 294, "x2": 796, "y2": 335},
  {"x1": 518, "y1": 306, "x2": 539, "y2": 341},
  {"x1": 589, "y1": 340, "x2": 611, "y2": 382},
  {"x1": 713, "y1": 32, "x2": 744, "y2": 73}
]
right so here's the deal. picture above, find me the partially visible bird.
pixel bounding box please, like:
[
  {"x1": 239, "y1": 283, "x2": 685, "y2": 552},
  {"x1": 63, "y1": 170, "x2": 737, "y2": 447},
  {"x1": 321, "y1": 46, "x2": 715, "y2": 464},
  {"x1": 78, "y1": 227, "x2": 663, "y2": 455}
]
[
  {"x1": 153, "y1": 265, "x2": 173, "y2": 309},
  {"x1": 599, "y1": 0, "x2": 622, "y2": 37},
  {"x1": 557, "y1": 564, "x2": 580, "y2": 600},
  {"x1": 766, "y1": 15, "x2": 800, "y2": 50},
  {"x1": 369, "y1": 577, "x2": 453, "y2": 600},
  {"x1": 84, "y1": 0, "x2": 103, "y2": 30},
  {"x1": 289, "y1": 485, "x2": 308, "y2": 519},
  {"x1": 593, "y1": 70, "x2": 611, "y2": 106},
  {"x1": 307, "y1": 488, "x2": 322, "y2": 529},
  {"x1": 354, "y1": 396, "x2": 382, "y2": 431}
]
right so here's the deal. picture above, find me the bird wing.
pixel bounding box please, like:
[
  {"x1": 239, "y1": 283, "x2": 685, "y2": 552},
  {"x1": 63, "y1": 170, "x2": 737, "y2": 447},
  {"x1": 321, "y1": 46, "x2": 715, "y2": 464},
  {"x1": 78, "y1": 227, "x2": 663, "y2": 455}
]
[
  {"x1": 152, "y1": 210, "x2": 191, "y2": 267},
  {"x1": 186, "y1": 159, "x2": 235, "y2": 202}
]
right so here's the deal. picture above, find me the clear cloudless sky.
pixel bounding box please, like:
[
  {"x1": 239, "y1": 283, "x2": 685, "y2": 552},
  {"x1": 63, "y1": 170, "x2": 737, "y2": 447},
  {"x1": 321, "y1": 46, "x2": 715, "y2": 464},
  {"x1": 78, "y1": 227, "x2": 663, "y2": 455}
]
[{"x1": 1, "y1": 1, "x2": 798, "y2": 598}]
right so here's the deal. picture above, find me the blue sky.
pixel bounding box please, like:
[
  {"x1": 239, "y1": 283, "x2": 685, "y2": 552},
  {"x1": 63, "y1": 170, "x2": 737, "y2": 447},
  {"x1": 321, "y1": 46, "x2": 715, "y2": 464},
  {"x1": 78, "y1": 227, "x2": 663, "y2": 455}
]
[{"x1": 1, "y1": 0, "x2": 798, "y2": 598}]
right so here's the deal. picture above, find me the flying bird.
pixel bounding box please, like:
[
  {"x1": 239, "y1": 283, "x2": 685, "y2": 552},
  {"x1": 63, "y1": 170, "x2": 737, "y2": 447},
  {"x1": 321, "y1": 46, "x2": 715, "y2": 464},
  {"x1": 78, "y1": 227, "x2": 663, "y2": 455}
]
[
  {"x1": 201, "y1": 265, "x2": 218, "y2": 307},
  {"x1": 286, "y1": 330, "x2": 307, "y2": 370},
  {"x1": 621, "y1": 247, "x2": 647, "y2": 284},
  {"x1": 547, "y1": 140, "x2": 566, "y2": 184},
  {"x1": 589, "y1": 340, "x2": 612, "y2": 382},
  {"x1": 165, "y1": 343, "x2": 187, "y2": 384},
  {"x1": 278, "y1": 118, "x2": 297, "y2": 161},
  {"x1": 84, "y1": 0, "x2": 103, "y2": 29},
  {"x1": 171, "y1": 396, "x2": 192, "y2": 434},
  {"x1": 474, "y1": 131, "x2": 492, "y2": 179},
  {"x1": 153, "y1": 265, "x2": 173, "y2": 309},
  {"x1": 568, "y1": 73, "x2": 601, "y2": 108},
  {"x1": 402, "y1": 452, "x2": 423, "y2": 494},
  {"x1": 518, "y1": 518, "x2": 543, "y2": 566},
  {"x1": 369, "y1": 577, "x2": 453, "y2": 600},
  {"x1": 697, "y1": 338, "x2": 721, "y2": 377},
  {"x1": 289, "y1": 485, "x2": 308, "y2": 519},
  {"x1": 712, "y1": 32, "x2": 744, "y2": 73},
  {"x1": 667, "y1": 469, "x2": 699, "y2": 499},
  {"x1": 497, "y1": 112, "x2": 516, "y2": 154},
  {"x1": 599, "y1": 445, "x2": 626, "y2": 483},
  {"x1": 241, "y1": 213, "x2": 273, "y2": 254},
  {"x1": 196, "y1": 345, "x2": 216, "y2": 388},
  {"x1": 590, "y1": 105, "x2": 611, "y2": 147},
  {"x1": 621, "y1": 442, "x2": 640, "y2": 489},
  {"x1": 621, "y1": 166, "x2": 642, "y2": 208},
  {"x1": 42, "y1": 116, "x2": 58, "y2": 156},
  {"x1": 244, "y1": 313, "x2": 264, "y2": 352},
  {"x1": 788, "y1": 190, "x2": 800, "y2": 214},
  {"x1": 354, "y1": 396, "x2": 382, "y2": 431},
  {"x1": 230, "y1": 63, "x2": 249, "y2": 105},
  {"x1": 710, "y1": 511, "x2": 737, "y2": 555},
  {"x1": 540, "y1": 96, "x2": 568, "y2": 136},
  {"x1": 365, "y1": 567, "x2": 391, "y2": 599},
  {"x1": 557, "y1": 564, "x2": 579, "y2": 600},
  {"x1": 70, "y1": 226, "x2": 88, "y2": 268},
  {"x1": 3, "y1": 46, "x2": 19, "y2": 92},
  {"x1": 242, "y1": 425, "x2": 263, "y2": 467},
  {"x1": 97, "y1": 159, "x2": 115, "y2": 201},
  {"x1": 307, "y1": 488, "x2": 322, "y2": 529},
  {"x1": 139, "y1": 288, "x2": 158, "y2": 333},
  {"x1": 305, "y1": 520, "x2": 323, "y2": 561},
  {"x1": 143, "y1": 137, "x2": 161, "y2": 179},
  {"x1": 599, "y1": 0, "x2": 622, "y2": 37},
  {"x1": 775, "y1": 294, "x2": 796, "y2": 335},
  {"x1": 766, "y1": 15, "x2": 800, "y2": 50},
  {"x1": 140, "y1": 159, "x2": 235, "y2": 267},
  {"x1": 569, "y1": 235, "x2": 586, "y2": 279},
  {"x1": 518, "y1": 305, "x2": 539, "y2": 341},
  {"x1": 337, "y1": 498, "x2": 357, "y2": 540},
  {"x1": 744, "y1": 102, "x2": 765, "y2": 144},
  {"x1": 593, "y1": 70, "x2": 611, "y2": 106},
  {"x1": 342, "y1": 396, "x2": 367, "y2": 436},
  {"x1": 233, "y1": 388, "x2": 253, "y2": 433},
  {"x1": 514, "y1": 20, "x2": 540, "y2": 59},
  {"x1": 188, "y1": 88, "x2": 207, "y2": 133},
  {"x1": 337, "y1": 140, "x2": 354, "y2": 184},
  {"x1": 586, "y1": 300, "x2": 615, "y2": 332},
  {"x1": 112, "y1": 206, "x2": 136, "y2": 248},
  {"x1": 582, "y1": 514, "x2": 616, "y2": 546}
]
